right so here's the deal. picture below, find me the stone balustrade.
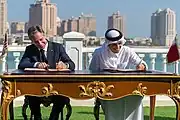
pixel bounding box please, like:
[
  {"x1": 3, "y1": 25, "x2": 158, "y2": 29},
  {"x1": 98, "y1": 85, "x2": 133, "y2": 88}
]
[
  {"x1": 0, "y1": 31, "x2": 177, "y2": 74},
  {"x1": 0, "y1": 46, "x2": 177, "y2": 74}
]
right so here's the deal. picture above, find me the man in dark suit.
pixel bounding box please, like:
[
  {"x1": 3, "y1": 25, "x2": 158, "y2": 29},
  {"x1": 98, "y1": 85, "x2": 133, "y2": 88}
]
[{"x1": 18, "y1": 25, "x2": 75, "y2": 120}]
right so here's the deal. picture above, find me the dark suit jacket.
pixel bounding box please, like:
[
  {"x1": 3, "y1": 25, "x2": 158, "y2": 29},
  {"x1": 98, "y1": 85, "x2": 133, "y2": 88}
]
[{"x1": 18, "y1": 41, "x2": 75, "y2": 70}]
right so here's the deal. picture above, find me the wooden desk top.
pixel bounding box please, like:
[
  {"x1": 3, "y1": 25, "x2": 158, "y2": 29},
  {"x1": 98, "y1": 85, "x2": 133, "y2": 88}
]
[{"x1": 0, "y1": 69, "x2": 178, "y2": 82}]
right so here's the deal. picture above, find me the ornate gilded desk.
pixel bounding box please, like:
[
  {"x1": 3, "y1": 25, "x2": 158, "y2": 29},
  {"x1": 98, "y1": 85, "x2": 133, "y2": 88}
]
[{"x1": 1, "y1": 69, "x2": 180, "y2": 120}]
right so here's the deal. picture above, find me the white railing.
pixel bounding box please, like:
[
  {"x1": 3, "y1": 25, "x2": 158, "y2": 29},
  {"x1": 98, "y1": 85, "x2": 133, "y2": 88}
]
[
  {"x1": 0, "y1": 46, "x2": 178, "y2": 74},
  {"x1": 82, "y1": 46, "x2": 178, "y2": 73}
]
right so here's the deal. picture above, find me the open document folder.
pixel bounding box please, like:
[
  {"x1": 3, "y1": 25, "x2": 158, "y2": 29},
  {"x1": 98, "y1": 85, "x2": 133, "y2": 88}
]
[
  {"x1": 24, "y1": 68, "x2": 70, "y2": 72},
  {"x1": 103, "y1": 68, "x2": 147, "y2": 73}
]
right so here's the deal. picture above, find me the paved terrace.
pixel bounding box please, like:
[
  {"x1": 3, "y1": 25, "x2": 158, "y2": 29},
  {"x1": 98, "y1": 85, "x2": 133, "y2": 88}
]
[{"x1": 12, "y1": 95, "x2": 175, "y2": 107}]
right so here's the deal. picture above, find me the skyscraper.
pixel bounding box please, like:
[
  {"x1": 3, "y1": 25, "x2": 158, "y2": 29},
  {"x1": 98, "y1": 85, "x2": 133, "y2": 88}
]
[
  {"x1": 60, "y1": 20, "x2": 68, "y2": 36},
  {"x1": 108, "y1": 11, "x2": 125, "y2": 36},
  {"x1": 78, "y1": 13, "x2": 96, "y2": 36},
  {"x1": 151, "y1": 8, "x2": 176, "y2": 46},
  {"x1": 25, "y1": 22, "x2": 29, "y2": 33},
  {"x1": 59, "y1": 13, "x2": 96, "y2": 36},
  {"x1": 0, "y1": 0, "x2": 7, "y2": 36},
  {"x1": 10, "y1": 22, "x2": 25, "y2": 34},
  {"x1": 29, "y1": 0, "x2": 57, "y2": 37},
  {"x1": 68, "y1": 17, "x2": 78, "y2": 32}
]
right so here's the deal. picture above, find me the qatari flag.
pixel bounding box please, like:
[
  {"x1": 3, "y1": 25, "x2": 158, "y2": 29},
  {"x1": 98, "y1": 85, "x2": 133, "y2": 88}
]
[{"x1": 167, "y1": 35, "x2": 180, "y2": 63}]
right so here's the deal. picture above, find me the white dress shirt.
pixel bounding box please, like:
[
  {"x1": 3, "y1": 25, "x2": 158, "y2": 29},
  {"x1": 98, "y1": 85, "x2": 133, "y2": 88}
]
[{"x1": 33, "y1": 42, "x2": 48, "y2": 67}]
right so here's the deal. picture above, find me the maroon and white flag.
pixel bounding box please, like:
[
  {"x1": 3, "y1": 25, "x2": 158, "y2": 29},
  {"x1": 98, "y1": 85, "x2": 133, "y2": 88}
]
[{"x1": 167, "y1": 35, "x2": 180, "y2": 63}]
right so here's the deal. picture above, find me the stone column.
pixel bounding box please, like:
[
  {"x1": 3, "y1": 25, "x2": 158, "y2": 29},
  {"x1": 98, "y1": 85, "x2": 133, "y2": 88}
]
[
  {"x1": 0, "y1": 55, "x2": 7, "y2": 73},
  {"x1": 87, "y1": 53, "x2": 93, "y2": 69},
  {"x1": 138, "y1": 54, "x2": 145, "y2": 60},
  {"x1": 162, "y1": 54, "x2": 167, "y2": 72},
  {"x1": 13, "y1": 52, "x2": 21, "y2": 69},
  {"x1": 63, "y1": 32, "x2": 85, "y2": 70},
  {"x1": 174, "y1": 61, "x2": 179, "y2": 74},
  {"x1": 150, "y1": 54, "x2": 157, "y2": 70}
]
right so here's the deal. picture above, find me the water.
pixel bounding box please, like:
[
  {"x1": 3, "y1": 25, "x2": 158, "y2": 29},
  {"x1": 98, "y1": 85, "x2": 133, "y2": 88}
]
[
  {"x1": 144, "y1": 53, "x2": 175, "y2": 73},
  {"x1": 5, "y1": 51, "x2": 24, "y2": 70}
]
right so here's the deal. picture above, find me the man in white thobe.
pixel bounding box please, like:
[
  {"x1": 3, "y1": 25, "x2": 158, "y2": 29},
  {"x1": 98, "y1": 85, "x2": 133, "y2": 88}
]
[{"x1": 89, "y1": 28, "x2": 148, "y2": 120}]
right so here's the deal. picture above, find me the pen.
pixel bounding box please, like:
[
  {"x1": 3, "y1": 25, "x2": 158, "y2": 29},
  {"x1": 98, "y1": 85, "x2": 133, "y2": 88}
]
[
  {"x1": 45, "y1": 65, "x2": 50, "y2": 71},
  {"x1": 45, "y1": 67, "x2": 49, "y2": 71}
]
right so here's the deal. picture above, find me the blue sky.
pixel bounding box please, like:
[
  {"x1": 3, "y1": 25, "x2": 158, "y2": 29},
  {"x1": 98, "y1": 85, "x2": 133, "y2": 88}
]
[{"x1": 7, "y1": 0, "x2": 180, "y2": 37}]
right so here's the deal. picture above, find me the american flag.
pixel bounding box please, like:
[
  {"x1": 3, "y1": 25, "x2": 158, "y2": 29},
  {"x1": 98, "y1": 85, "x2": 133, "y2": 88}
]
[{"x1": 0, "y1": 33, "x2": 8, "y2": 58}]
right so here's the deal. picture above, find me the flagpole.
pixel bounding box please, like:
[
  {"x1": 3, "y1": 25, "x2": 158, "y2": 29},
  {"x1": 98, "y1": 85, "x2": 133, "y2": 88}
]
[
  {"x1": 174, "y1": 34, "x2": 179, "y2": 74},
  {"x1": 6, "y1": 54, "x2": 8, "y2": 73},
  {"x1": 5, "y1": 32, "x2": 8, "y2": 73},
  {"x1": 6, "y1": 32, "x2": 8, "y2": 73}
]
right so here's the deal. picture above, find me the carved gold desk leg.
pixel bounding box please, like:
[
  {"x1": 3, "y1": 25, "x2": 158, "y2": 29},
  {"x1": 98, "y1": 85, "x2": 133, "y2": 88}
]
[
  {"x1": 175, "y1": 99, "x2": 180, "y2": 120},
  {"x1": 171, "y1": 98, "x2": 180, "y2": 120},
  {"x1": 1, "y1": 81, "x2": 14, "y2": 120},
  {"x1": 170, "y1": 81, "x2": 180, "y2": 120},
  {"x1": 150, "y1": 95, "x2": 156, "y2": 120},
  {"x1": 1, "y1": 93, "x2": 13, "y2": 120}
]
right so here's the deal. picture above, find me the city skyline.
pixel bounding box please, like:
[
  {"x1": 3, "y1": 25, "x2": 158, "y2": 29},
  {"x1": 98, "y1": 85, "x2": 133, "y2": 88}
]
[{"x1": 7, "y1": 0, "x2": 180, "y2": 37}]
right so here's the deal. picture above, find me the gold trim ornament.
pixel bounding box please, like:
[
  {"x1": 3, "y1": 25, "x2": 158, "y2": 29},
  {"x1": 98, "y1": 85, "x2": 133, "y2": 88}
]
[
  {"x1": 171, "y1": 82, "x2": 180, "y2": 100},
  {"x1": 42, "y1": 83, "x2": 58, "y2": 96},
  {"x1": 78, "y1": 81, "x2": 114, "y2": 98},
  {"x1": 132, "y1": 83, "x2": 147, "y2": 96},
  {"x1": 16, "y1": 89, "x2": 21, "y2": 96}
]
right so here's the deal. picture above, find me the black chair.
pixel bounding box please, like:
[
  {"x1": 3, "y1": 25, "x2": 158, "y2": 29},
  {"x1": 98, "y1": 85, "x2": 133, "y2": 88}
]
[
  {"x1": 94, "y1": 98, "x2": 101, "y2": 120},
  {"x1": 9, "y1": 96, "x2": 72, "y2": 120},
  {"x1": 22, "y1": 96, "x2": 72, "y2": 120},
  {"x1": 9, "y1": 101, "x2": 14, "y2": 120}
]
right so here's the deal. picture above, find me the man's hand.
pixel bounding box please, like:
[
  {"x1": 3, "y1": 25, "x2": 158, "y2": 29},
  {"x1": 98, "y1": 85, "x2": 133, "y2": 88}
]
[
  {"x1": 136, "y1": 63, "x2": 146, "y2": 70},
  {"x1": 56, "y1": 61, "x2": 68, "y2": 70},
  {"x1": 37, "y1": 62, "x2": 49, "y2": 69}
]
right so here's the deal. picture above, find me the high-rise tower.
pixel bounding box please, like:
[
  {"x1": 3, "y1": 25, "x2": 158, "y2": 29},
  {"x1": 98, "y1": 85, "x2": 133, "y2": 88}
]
[
  {"x1": 0, "y1": 0, "x2": 7, "y2": 36},
  {"x1": 151, "y1": 8, "x2": 176, "y2": 46},
  {"x1": 29, "y1": 0, "x2": 57, "y2": 37},
  {"x1": 108, "y1": 11, "x2": 125, "y2": 36},
  {"x1": 78, "y1": 13, "x2": 96, "y2": 36}
]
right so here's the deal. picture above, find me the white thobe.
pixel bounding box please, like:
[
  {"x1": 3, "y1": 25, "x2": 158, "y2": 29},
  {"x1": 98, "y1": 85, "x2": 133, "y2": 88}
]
[
  {"x1": 89, "y1": 44, "x2": 147, "y2": 120},
  {"x1": 89, "y1": 44, "x2": 147, "y2": 71}
]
